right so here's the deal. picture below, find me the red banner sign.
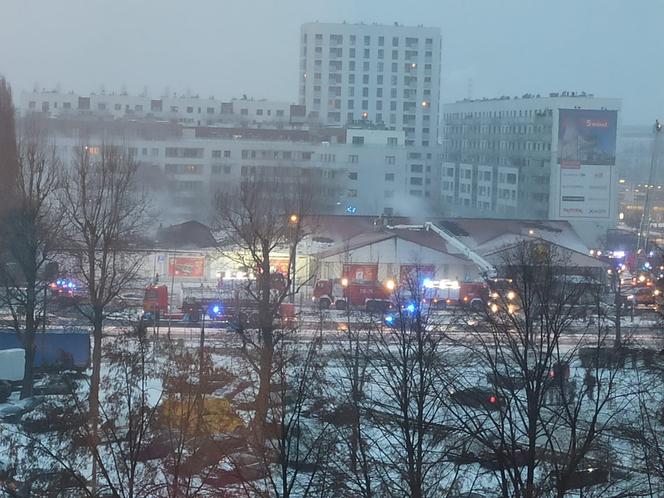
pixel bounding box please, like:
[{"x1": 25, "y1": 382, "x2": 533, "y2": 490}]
[{"x1": 168, "y1": 257, "x2": 205, "y2": 278}]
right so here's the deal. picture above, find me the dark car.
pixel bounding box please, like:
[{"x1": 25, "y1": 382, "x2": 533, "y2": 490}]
[{"x1": 450, "y1": 387, "x2": 501, "y2": 411}]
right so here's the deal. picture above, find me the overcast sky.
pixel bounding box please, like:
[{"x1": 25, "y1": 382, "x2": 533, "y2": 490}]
[{"x1": 1, "y1": 0, "x2": 662, "y2": 125}]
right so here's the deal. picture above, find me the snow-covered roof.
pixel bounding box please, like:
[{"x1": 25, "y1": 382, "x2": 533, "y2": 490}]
[
  {"x1": 436, "y1": 218, "x2": 590, "y2": 256},
  {"x1": 314, "y1": 228, "x2": 470, "y2": 263}
]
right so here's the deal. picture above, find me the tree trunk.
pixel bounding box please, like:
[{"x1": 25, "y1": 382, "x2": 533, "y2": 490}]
[
  {"x1": 20, "y1": 313, "x2": 36, "y2": 399},
  {"x1": 253, "y1": 249, "x2": 275, "y2": 442},
  {"x1": 89, "y1": 311, "x2": 103, "y2": 492},
  {"x1": 20, "y1": 289, "x2": 37, "y2": 399}
]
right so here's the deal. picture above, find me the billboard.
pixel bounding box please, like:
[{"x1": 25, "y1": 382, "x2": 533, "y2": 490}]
[
  {"x1": 168, "y1": 256, "x2": 205, "y2": 278},
  {"x1": 557, "y1": 109, "x2": 617, "y2": 219},
  {"x1": 558, "y1": 109, "x2": 617, "y2": 166}
]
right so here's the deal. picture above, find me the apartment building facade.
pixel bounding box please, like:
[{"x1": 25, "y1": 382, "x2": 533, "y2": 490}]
[
  {"x1": 20, "y1": 89, "x2": 306, "y2": 128},
  {"x1": 30, "y1": 113, "x2": 408, "y2": 224},
  {"x1": 441, "y1": 92, "x2": 621, "y2": 242},
  {"x1": 299, "y1": 22, "x2": 443, "y2": 206}
]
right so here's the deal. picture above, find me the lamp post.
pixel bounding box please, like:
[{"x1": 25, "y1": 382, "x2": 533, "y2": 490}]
[
  {"x1": 289, "y1": 214, "x2": 299, "y2": 304},
  {"x1": 608, "y1": 268, "x2": 622, "y2": 348}
]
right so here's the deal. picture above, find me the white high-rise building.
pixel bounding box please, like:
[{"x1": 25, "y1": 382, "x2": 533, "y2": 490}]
[
  {"x1": 299, "y1": 22, "x2": 441, "y2": 146},
  {"x1": 299, "y1": 22, "x2": 443, "y2": 206}
]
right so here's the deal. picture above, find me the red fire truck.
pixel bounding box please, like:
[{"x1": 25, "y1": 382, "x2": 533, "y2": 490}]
[
  {"x1": 425, "y1": 280, "x2": 489, "y2": 310},
  {"x1": 313, "y1": 278, "x2": 394, "y2": 312}
]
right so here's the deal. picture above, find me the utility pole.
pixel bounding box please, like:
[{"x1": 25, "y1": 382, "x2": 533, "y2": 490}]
[
  {"x1": 637, "y1": 120, "x2": 663, "y2": 260},
  {"x1": 610, "y1": 269, "x2": 622, "y2": 348}
]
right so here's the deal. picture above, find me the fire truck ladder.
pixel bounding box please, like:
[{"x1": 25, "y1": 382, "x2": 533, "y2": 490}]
[
  {"x1": 636, "y1": 120, "x2": 664, "y2": 257},
  {"x1": 389, "y1": 222, "x2": 497, "y2": 278}
]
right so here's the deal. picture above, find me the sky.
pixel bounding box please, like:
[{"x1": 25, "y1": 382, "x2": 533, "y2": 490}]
[{"x1": 0, "y1": 0, "x2": 662, "y2": 125}]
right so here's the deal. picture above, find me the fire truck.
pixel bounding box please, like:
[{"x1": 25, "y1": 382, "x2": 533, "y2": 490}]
[
  {"x1": 424, "y1": 279, "x2": 489, "y2": 310},
  {"x1": 313, "y1": 278, "x2": 394, "y2": 312}
]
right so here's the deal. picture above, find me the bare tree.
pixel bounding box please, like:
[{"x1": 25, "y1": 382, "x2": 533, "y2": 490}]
[
  {"x1": 328, "y1": 315, "x2": 376, "y2": 498},
  {"x1": 214, "y1": 177, "x2": 311, "y2": 441},
  {"x1": 59, "y1": 143, "x2": 149, "y2": 490},
  {"x1": 367, "y1": 269, "x2": 459, "y2": 498},
  {"x1": 447, "y1": 241, "x2": 628, "y2": 497},
  {"x1": 0, "y1": 115, "x2": 62, "y2": 398}
]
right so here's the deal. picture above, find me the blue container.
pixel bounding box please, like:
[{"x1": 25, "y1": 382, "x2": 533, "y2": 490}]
[{"x1": 0, "y1": 329, "x2": 91, "y2": 370}]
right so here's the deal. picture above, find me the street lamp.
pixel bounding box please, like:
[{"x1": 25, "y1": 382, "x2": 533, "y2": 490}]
[{"x1": 289, "y1": 214, "x2": 299, "y2": 303}]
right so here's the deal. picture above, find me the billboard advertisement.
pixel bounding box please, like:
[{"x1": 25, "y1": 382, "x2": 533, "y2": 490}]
[
  {"x1": 558, "y1": 109, "x2": 617, "y2": 166},
  {"x1": 557, "y1": 109, "x2": 617, "y2": 219},
  {"x1": 168, "y1": 256, "x2": 205, "y2": 278}
]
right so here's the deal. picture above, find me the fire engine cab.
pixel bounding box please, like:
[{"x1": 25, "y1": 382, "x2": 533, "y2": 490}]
[{"x1": 313, "y1": 278, "x2": 394, "y2": 312}]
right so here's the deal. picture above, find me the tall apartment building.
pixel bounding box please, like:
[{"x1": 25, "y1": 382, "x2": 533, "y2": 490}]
[
  {"x1": 299, "y1": 22, "x2": 443, "y2": 205},
  {"x1": 441, "y1": 92, "x2": 621, "y2": 243}
]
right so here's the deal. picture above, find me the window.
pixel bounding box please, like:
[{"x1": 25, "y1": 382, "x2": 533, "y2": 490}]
[
  {"x1": 349, "y1": 172, "x2": 358, "y2": 180},
  {"x1": 410, "y1": 177, "x2": 423, "y2": 185},
  {"x1": 349, "y1": 48, "x2": 356, "y2": 58},
  {"x1": 385, "y1": 190, "x2": 394, "y2": 198},
  {"x1": 364, "y1": 49, "x2": 370, "y2": 58},
  {"x1": 348, "y1": 189, "x2": 358, "y2": 198},
  {"x1": 364, "y1": 35, "x2": 370, "y2": 45},
  {"x1": 376, "y1": 88, "x2": 383, "y2": 97},
  {"x1": 392, "y1": 36, "x2": 399, "y2": 47},
  {"x1": 240, "y1": 108, "x2": 248, "y2": 115},
  {"x1": 207, "y1": 107, "x2": 215, "y2": 114},
  {"x1": 212, "y1": 150, "x2": 222, "y2": 158},
  {"x1": 362, "y1": 87, "x2": 369, "y2": 97},
  {"x1": 392, "y1": 50, "x2": 398, "y2": 61},
  {"x1": 256, "y1": 109, "x2": 263, "y2": 115},
  {"x1": 387, "y1": 137, "x2": 398, "y2": 146},
  {"x1": 377, "y1": 75, "x2": 383, "y2": 85},
  {"x1": 224, "y1": 150, "x2": 231, "y2": 158},
  {"x1": 224, "y1": 165, "x2": 231, "y2": 174},
  {"x1": 378, "y1": 36, "x2": 384, "y2": 46},
  {"x1": 348, "y1": 100, "x2": 354, "y2": 109},
  {"x1": 348, "y1": 154, "x2": 359, "y2": 163},
  {"x1": 186, "y1": 106, "x2": 193, "y2": 113},
  {"x1": 378, "y1": 49, "x2": 384, "y2": 59},
  {"x1": 410, "y1": 164, "x2": 423, "y2": 173},
  {"x1": 385, "y1": 173, "x2": 395, "y2": 181},
  {"x1": 385, "y1": 156, "x2": 396, "y2": 165},
  {"x1": 212, "y1": 165, "x2": 222, "y2": 174},
  {"x1": 352, "y1": 136, "x2": 365, "y2": 145}
]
